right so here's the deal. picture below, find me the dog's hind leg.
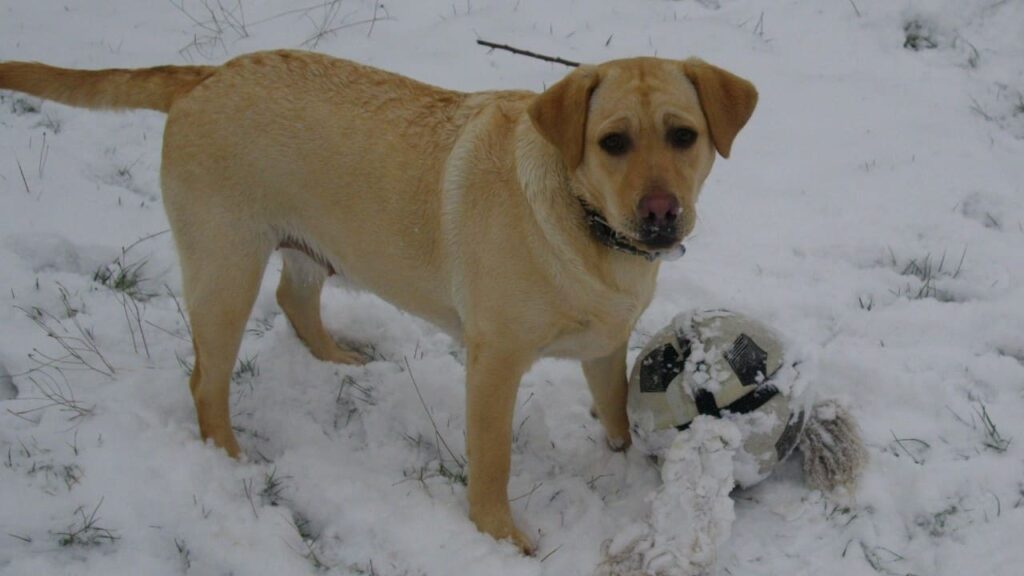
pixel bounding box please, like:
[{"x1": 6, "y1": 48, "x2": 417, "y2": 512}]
[
  {"x1": 177, "y1": 226, "x2": 273, "y2": 458},
  {"x1": 276, "y1": 248, "x2": 364, "y2": 365}
]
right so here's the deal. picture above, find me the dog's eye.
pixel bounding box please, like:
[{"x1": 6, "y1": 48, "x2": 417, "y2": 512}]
[
  {"x1": 668, "y1": 127, "x2": 697, "y2": 150},
  {"x1": 599, "y1": 133, "x2": 631, "y2": 156}
]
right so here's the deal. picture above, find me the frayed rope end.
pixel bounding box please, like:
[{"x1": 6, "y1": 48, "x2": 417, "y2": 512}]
[{"x1": 798, "y1": 400, "x2": 868, "y2": 492}]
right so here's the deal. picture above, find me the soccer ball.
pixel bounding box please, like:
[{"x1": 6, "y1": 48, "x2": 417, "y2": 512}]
[{"x1": 628, "y1": 310, "x2": 810, "y2": 488}]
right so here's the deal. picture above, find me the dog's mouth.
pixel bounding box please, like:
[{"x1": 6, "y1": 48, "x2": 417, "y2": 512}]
[
  {"x1": 580, "y1": 201, "x2": 686, "y2": 261},
  {"x1": 630, "y1": 225, "x2": 686, "y2": 261},
  {"x1": 636, "y1": 224, "x2": 682, "y2": 250}
]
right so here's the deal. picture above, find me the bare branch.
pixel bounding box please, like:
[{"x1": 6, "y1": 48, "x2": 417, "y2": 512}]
[{"x1": 476, "y1": 39, "x2": 580, "y2": 68}]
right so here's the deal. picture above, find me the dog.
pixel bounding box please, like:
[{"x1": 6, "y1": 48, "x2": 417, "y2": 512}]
[{"x1": 0, "y1": 51, "x2": 756, "y2": 553}]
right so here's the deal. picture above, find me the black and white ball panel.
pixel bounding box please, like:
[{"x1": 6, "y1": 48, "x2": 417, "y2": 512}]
[
  {"x1": 638, "y1": 340, "x2": 688, "y2": 393},
  {"x1": 628, "y1": 310, "x2": 806, "y2": 485}
]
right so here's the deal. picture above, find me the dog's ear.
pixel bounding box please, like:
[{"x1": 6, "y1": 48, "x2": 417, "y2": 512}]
[
  {"x1": 527, "y1": 65, "x2": 600, "y2": 170},
  {"x1": 682, "y1": 59, "x2": 758, "y2": 158}
]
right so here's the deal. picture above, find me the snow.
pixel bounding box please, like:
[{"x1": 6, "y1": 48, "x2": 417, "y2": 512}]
[
  {"x1": 2, "y1": 1, "x2": 1024, "y2": 575},
  {"x1": 596, "y1": 417, "x2": 740, "y2": 576}
]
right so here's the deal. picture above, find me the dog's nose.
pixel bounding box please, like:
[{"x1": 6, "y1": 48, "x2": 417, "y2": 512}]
[{"x1": 638, "y1": 193, "x2": 680, "y2": 227}]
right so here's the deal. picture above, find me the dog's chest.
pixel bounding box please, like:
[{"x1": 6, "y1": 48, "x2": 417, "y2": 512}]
[
  {"x1": 541, "y1": 293, "x2": 648, "y2": 360},
  {"x1": 534, "y1": 254, "x2": 661, "y2": 359}
]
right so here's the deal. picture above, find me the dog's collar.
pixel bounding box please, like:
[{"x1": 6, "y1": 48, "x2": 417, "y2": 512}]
[{"x1": 578, "y1": 199, "x2": 686, "y2": 262}]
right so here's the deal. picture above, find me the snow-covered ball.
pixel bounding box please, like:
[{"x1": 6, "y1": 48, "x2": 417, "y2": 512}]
[{"x1": 628, "y1": 310, "x2": 811, "y2": 488}]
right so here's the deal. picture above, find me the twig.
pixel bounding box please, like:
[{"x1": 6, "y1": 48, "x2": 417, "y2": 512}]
[
  {"x1": 247, "y1": 0, "x2": 337, "y2": 27},
  {"x1": 540, "y1": 544, "x2": 562, "y2": 563},
  {"x1": 510, "y1": 481, "x2": 543, "y2": 507},
  {"x1": 122, "y1": 296, "x2": 140, "y2": 355},
  {"x1": 17, "y1": 305, "x2": 115, "y2": 378},
  {"x1": 301, "y1": 0, "x2": 344, "y2": 49},
  {"x1": 144, "y1": 320, "x2": 191, "y2": 343},
  {"x1": 7, "y1": 369, "x2": 94, "y2": 421},
  {"x1": 367, "y1": 0, "x2": 382, "y2": 37},
  {"x1": 122, "y1": 229, "x2": 170, "y2": 256},
  {"x1": 976, "y1": 403, "x2": 1011, "y2": 452},
  {"x1": 219, "y1": 0, "x2": 249, "y2": 38},
  {"x1": 243, "y1": 478, "x2": 259, "y2": 519},
  {"x1": 404, "y1": 357, "x2": 465, "y2": 470},
  {"x1": 16, "y1": 159, "x2": 31, "y2": 195},
  {"x1": 165, "y1": 285, "x2": 192, "y2": 339},
  {"x1": 120, "y1": 294, "x2": 151, "y2": 359},
  {"x1": 476, "y1": 39, "x2": 580, "y2": 67},
  {"x1": 890, "y1": 431, "x2": 925, "y2": 465},
  {"x1": 38, "y1": 132, "x2": 49, "y2": 178},
  {"x1": 302, "y1": 16, "x2": 390, "y2": 48},
  {"x1": 56, "y1": 498, "x2": 119, "y2": 547},
  {"x1": 171, "y1": 0, "x2": 221, "y2": 35}
]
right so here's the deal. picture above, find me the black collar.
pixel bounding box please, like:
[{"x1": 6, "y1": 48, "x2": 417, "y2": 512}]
[{"x1": 579, "y1": 199, "x2": 667, "y2": 262}]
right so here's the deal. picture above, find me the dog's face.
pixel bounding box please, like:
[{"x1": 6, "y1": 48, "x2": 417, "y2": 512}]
[{"x1": 528, "y1": 58, "x2": 757, "y2": 251}]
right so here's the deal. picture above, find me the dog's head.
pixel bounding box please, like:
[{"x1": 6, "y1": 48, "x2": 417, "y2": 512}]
[{"x1": 528, "y1": 57, "x2": 757, "y2": 251}]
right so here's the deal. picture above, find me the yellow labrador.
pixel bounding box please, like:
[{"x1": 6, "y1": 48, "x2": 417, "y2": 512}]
[{"x1": 0, "y1": 51, "x2": 756, "y2": 552}]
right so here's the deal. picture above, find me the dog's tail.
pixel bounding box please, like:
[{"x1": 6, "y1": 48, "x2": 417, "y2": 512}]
[{"x1": 0, "y1": 61, "x2": 216, "y2": 113}]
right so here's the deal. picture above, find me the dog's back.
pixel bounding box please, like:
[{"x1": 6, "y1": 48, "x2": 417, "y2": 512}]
[{"x1": 0, "y1": 51, "x2": 487, "y2": 325}]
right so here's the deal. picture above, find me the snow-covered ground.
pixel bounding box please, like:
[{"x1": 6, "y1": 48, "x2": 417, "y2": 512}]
[{"x1": 2, "y1": 1, "x2": 1023, "y2": 574}]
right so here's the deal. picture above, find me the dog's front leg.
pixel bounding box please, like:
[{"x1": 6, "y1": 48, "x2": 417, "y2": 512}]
[
  {"x1": 465, "y1": 339, "x2": 536, "y2": 554},
  {"x1": 582, "y1": 342, "x2": 632, "y2": 451}
]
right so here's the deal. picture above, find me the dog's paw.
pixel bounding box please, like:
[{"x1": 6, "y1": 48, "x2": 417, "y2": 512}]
[
  {"x1": 312, "y1": 342, "x2": 367, "y2": 365},
  {"x1": 471, "y1": 512, "x2": 536, "y2": 555},
  {"x1": 607, "y1": 432, "x2": 632, "y2": 452},
  {"x1": 506, "y1": 526, "x2": 537, "y2": 556}
]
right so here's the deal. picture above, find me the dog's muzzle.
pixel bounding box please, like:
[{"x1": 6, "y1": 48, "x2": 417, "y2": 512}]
[
  {"x1": 637, "y1": 223, "x2": 682, "y2": 250},
  {"x1": 580, "y1": 199, "x2": 686, "y2": 262}
]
